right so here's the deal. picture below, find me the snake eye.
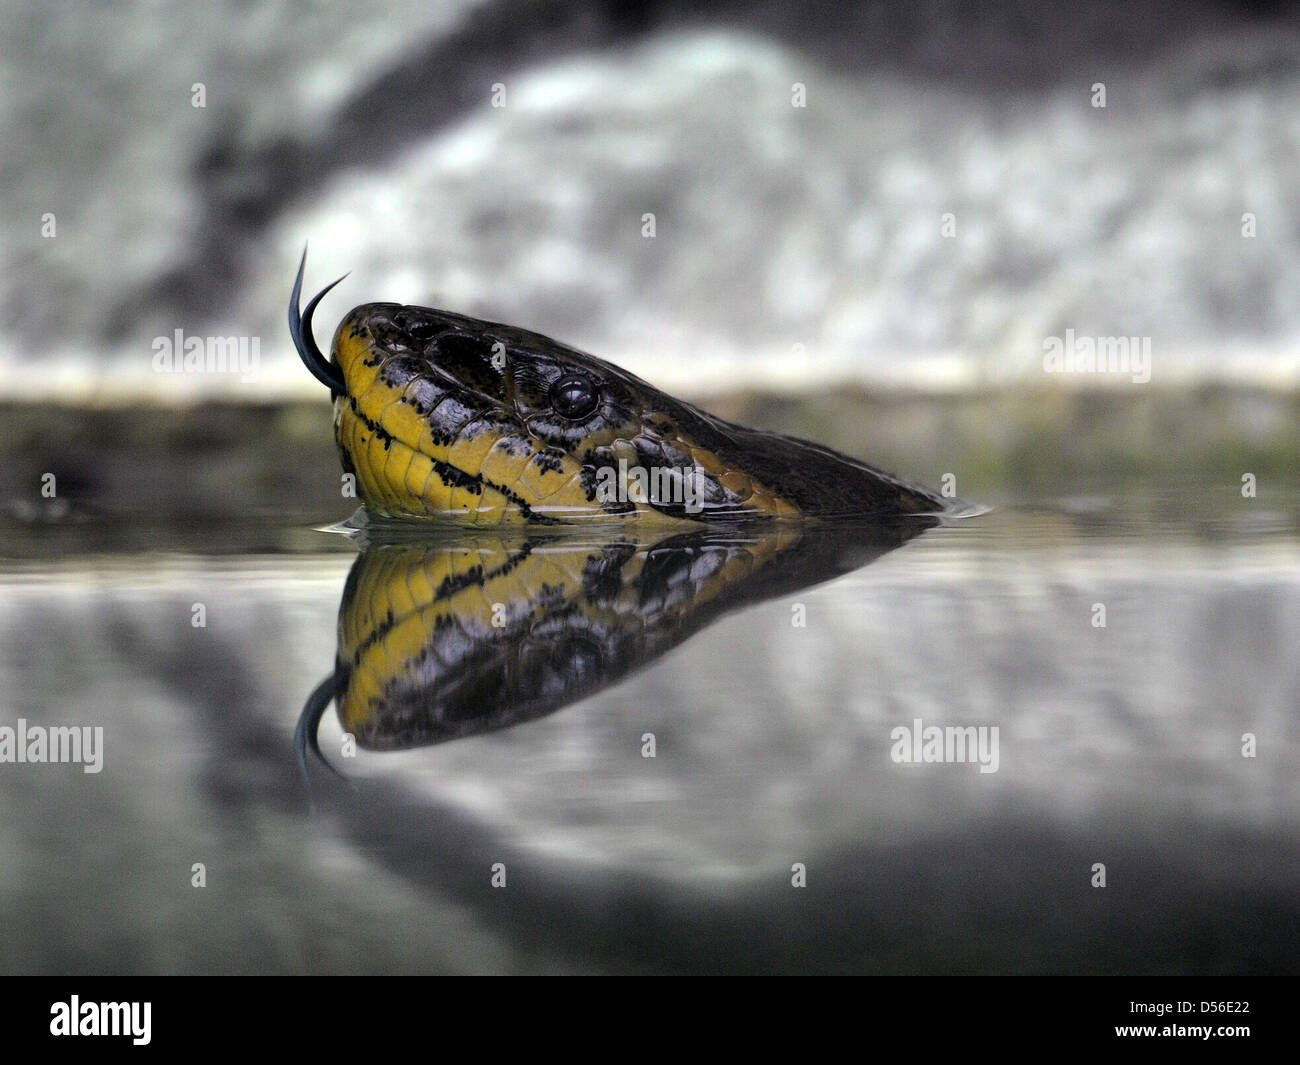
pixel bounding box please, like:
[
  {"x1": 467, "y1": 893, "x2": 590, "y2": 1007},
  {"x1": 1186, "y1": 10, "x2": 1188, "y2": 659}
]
[{"x1": 549, "y1": 373, "x2": 600, "y2": 421}]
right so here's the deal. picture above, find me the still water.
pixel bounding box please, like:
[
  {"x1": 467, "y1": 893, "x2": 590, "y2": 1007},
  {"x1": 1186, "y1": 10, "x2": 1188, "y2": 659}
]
[{"x1": 1, "y1": 490, "x2": 1297, "y2": 974}]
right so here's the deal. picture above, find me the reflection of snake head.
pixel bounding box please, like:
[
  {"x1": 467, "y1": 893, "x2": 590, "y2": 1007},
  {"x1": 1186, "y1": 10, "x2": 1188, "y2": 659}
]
[
  {"x1": 310, "y1": 520, "x2": 931, "y2": 756},
  {"x1": 291, "y1": 250, "x2": 948, "y2": 525}
]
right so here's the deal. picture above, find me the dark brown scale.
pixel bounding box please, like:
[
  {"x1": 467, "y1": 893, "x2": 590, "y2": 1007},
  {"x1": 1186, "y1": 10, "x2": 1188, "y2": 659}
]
[
  {"x1": 378, "y1": 355, "x2": 431, "y2": 390},
  {"x1": 428, "y1": 333, "x2": 504, "y2": 396},
  {"x1": 422, "y1": 393, "x2": 478, "y2": 447}
]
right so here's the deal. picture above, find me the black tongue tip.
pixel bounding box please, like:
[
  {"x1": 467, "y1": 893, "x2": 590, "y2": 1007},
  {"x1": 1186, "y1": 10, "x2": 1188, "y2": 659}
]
[{"x1": 290, "y1": 245, "x2": 348, "y2": 393}]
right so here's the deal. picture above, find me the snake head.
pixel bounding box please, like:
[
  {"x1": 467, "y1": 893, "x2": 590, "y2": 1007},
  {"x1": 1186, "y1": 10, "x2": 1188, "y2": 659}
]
[
  {"x1": 328, "y1": 300, "x2": 735, "y2": 524},
  {"x1": 294, "y1": 252, "x2": 947, "y2": 525}
]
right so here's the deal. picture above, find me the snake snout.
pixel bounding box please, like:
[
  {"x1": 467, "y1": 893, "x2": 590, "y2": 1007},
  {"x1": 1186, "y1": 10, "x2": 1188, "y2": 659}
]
[{"x1": 344, "y1": 303, "x2": 467, "y2": 351}]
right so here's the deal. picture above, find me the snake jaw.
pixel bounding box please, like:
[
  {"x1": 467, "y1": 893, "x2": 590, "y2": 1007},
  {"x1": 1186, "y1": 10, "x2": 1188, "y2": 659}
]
[{"x1": 290, "y1": 246, "x2": 349, "y2": 394}]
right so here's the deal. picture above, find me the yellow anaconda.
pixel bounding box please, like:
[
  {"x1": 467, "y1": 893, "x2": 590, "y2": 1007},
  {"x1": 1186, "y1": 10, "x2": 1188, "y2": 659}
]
[{"x1": 291, "y1": 250, "x2": 947, "y2": 525}]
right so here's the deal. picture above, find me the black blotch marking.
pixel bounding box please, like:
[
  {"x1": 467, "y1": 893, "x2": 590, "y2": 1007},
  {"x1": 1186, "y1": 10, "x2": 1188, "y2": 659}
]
[
  {"x1": 431, "y1": 332, "x2": 504, "y2": 395},
  {"x1": 435, "y1": 564, "x2": 485, "y2": 601},
  {"x1": 401, "y1": 377, "x2": 443, "y2": 417},
  {"x1": 348, "y1": 396, "x2": 397, "y2": 451},
  {"x1": 494, "y1": 435, "x2": 530, "y2": 458},
  {"x1": 424, "y1": 394, "x2": 479, "y2": 448},
  {"x1": 352, "y1": 608, "x2": 397, "y2": 666},
  {"x1": 379, "y1": 355, "x2": 428, "y2": 390},
  {"x1": 532, "y1": 447, "x2": 567, "y2": 475},
  {"x1": 535, "y1": 582, "x2": 568, "y2": 611},
  {"x1": 581, "y1": 541, "x2": 639, "y2": 605},
  {"x1": 578, "y1": 447, "x2": 635, "y2": 513},
  {"x1": 632, "y1": 439, "x2": 727, "y2": 519}
]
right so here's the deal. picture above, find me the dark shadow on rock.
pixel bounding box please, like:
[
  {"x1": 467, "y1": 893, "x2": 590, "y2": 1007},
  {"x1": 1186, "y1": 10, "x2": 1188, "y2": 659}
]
[{"x1": 106, "y1": 0, "x2": 1300, "y2": 338}]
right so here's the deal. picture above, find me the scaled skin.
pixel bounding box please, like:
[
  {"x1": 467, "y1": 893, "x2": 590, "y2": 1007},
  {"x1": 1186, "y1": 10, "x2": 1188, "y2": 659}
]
[{"x1": 329, "y1": 301, "x2": 944, "y2": 526}]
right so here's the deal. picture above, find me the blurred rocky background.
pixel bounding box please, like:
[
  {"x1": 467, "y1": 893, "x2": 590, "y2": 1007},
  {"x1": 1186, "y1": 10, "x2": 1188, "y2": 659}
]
[{"x1": 2, "y1": 0, "x2": 1299, "y2": 512}]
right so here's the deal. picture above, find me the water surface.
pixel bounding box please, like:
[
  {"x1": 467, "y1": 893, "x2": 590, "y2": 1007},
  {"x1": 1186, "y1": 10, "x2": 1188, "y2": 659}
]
[{"x1": 1, "y1": 487, "x2": 1296, "y2": 973}]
